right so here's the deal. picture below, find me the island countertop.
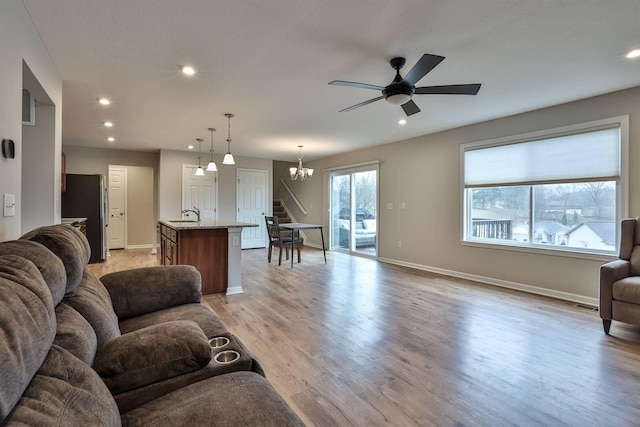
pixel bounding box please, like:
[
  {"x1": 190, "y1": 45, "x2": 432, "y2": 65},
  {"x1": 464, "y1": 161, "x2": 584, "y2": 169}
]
[{"x1": 158, "y1": 218, "x2": 258, "y2": 230}]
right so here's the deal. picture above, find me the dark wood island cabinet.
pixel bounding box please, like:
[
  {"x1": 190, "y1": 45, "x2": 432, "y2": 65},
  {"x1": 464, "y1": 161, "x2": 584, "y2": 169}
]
[{"x1": 158, "y1": 219, "x2": 257, "y2": 295}]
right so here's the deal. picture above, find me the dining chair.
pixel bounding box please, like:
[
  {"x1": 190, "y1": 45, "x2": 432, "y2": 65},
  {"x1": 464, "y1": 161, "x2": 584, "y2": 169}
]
[{"x1": 265, "y1": 216, "x2": 301, "y2": 266}]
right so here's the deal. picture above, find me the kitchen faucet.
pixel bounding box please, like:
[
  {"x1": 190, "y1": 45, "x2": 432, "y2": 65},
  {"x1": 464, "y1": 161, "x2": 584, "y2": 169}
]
[{"x1": 181, "y1": 206, "x2": 201, "y2": 222}]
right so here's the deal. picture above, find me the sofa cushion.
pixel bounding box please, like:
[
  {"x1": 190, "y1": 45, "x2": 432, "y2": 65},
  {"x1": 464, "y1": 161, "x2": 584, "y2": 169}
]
[
  {"x1": 120, "y1": 371, "x2": 304, "y2": 427},
  {"x1": 612, "y1": 276, "x2": 640, "y2": 304},
  {"x1": 4, "y1": 345, "x2": 121, "y2": 426},
  {"x1": 94, "y1": 320, "x2": 212, "y2": 395},
  {"x1": 20, "y1": 224, "x2": 90, "y2": 294},
  {"x1": 100, "y1": 265, "x2": 202, "y2": 320},
  {"x1": 54, "y1": 302, "x2": 98, "y2": 365},
  {"x1": 0, "y1": 255, "x2": 56, "y2": 421},
  {"x1": 64, "y1": 270, "x2": 121, "y2": 344},
  {"x1": 118, "y1": 303, "x2": 228, "y2": 338},
  {"x1": 0, "y1": 240, "x2": 67, "y2": 305}
]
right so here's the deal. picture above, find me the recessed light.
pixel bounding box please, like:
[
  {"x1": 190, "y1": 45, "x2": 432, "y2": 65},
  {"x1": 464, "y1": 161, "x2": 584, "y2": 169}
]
[
  {"x1": 626, "y1": 49, "x2": 640, "y2": 59},
  {"x1": 181, "y1": 65, "x2": 196, "y2": 75},
  {"x1": 187, "y1": 145, "x2": 194, "y2": 150},
  {"x1": 398, "y1": 119, "x2": 407, "y2": 125},
  {"x1": 106, "y1": 137, "x2": 115, "y2": 142},
  {"x1": 104, "y1": 121, "x2": 113, "y2": 127},
  {"x1": 98, "y1": 98, "x2": 110, "y2": 105}
]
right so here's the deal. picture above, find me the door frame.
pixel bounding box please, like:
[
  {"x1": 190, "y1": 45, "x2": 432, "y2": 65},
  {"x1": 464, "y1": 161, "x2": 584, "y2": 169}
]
[
  {"x1": 329, "y1": 164, "x2": 379, "y2": 258},
  {"x1": 108, "y1": 165, "x2": 128, "y2": 250}
]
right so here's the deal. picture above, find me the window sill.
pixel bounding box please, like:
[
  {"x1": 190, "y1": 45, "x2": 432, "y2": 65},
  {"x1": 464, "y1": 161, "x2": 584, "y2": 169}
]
[{"x1": 461, "y1": 239, "x2": 617, "y2": 262}]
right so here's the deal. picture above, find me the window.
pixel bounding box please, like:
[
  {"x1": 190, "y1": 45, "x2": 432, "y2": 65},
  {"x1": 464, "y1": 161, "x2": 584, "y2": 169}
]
[{"x1": 461, "y1": 116, "x2": 628, "y2": 255}]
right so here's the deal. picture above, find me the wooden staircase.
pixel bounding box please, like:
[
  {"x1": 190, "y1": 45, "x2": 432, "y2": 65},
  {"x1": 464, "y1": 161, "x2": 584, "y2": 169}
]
[{"x1": 273, "y1": 199, "x2": 295, "y2": 240}]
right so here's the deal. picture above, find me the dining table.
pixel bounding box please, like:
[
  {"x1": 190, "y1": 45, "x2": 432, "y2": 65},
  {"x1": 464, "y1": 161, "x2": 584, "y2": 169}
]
[{"x1": 278, "y1": 223, "x2": 327, "y2": 268}]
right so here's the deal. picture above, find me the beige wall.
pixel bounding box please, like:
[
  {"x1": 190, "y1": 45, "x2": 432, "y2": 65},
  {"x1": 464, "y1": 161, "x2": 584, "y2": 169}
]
[
  {"x1": 275, "y1": 85, "x2": 640, "y2": 303},
  {"x1": 0, "y1": 0, "x2": 62, "y2": 240},
  {"x1": 159, "y1": 149, "x2": 273, "y2": 221},
  {"x1": 63, "y1": 146, "x2": 159, "y2": 246},
  {"x1": 22, "y1": 103, "x2": 56, "y2": 234},
  {"x1": 125, "y1": 166, "x2": 155, "y2": 247}
]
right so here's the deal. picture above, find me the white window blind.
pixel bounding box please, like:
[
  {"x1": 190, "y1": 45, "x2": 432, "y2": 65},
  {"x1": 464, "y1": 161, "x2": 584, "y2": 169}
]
[{"x1": 464, "y1": 126, "x2": 620, "y2": 187}]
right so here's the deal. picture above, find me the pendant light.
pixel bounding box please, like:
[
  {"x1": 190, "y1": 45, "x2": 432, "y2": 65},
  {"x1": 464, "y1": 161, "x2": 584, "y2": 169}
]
[
  {"x1": 195, "y1": 138, "x2": 205, "y2": 176},
  {"x1": 289, "y1": 145, "x2": 314, "y2": 181},
  {"x1": 206, "y1": 127, "x2": 218, "y2": 172},
  {"x1": 222, "y1": 113, "x2": 236, "y2": 165}
]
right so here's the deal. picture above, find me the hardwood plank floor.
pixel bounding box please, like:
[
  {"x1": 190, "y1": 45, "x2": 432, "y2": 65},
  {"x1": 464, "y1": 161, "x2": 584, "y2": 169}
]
[{"x1": 90, "y1": 247, "x2": 640, "y2": 426}]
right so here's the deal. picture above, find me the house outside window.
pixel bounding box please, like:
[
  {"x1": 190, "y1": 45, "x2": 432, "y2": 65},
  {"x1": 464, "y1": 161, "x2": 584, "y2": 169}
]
[{"x1": 461, "y1": 116, "x2": 628, "y2": 256}]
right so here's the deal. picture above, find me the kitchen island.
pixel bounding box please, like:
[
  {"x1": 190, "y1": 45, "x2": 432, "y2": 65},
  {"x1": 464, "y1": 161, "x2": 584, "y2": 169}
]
[{"x1": 158, "y1": 219, "x2": 258, "y2": 295}]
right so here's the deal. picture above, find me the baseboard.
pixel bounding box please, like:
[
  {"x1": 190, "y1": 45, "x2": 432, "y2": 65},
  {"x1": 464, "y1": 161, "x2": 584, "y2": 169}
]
[
  {"x1": 226, "y1": 286, "x2": 244, "y2": 296},
  {"x1": 303, "y1": 242, "x2": 324, "y2": 250},
  {"x1": 126, "y1": 244, "x2": 155, "y2": 250},
  {"x1": 378, "y1": 257, "x2": 598, "y2": 307}
]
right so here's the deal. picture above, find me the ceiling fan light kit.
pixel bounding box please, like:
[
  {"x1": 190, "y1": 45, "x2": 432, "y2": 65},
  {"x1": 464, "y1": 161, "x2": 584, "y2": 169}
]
[{"x1": 329, "y1": 53, "x2": 481, "y2": 117}]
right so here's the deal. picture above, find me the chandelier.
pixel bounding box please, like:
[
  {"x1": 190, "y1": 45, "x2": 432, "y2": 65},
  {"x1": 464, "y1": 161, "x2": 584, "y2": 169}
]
[{"x1": 289, "y1": 145, "x2": 314, "y2": 181}]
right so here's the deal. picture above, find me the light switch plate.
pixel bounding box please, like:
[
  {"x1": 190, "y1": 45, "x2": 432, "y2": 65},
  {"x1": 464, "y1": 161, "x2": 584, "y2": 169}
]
[{"x1": 3, "y1": 194, "x2": 16, "y2": 217}]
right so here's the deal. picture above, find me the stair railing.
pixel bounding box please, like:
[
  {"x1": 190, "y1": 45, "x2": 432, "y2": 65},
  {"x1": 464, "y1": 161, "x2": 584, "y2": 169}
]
[{"x1": 280, "y1": 178, "x2": 308, "y2": 216}]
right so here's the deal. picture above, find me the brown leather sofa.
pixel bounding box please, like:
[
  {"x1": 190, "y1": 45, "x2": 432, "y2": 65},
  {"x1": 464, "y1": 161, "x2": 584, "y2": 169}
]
[
  {"x1": 0, "y1": 224, "x2": 303, "y2": 426},
  {"x1": 599, "y1": 217, "x2": 640, "y2": 334}
]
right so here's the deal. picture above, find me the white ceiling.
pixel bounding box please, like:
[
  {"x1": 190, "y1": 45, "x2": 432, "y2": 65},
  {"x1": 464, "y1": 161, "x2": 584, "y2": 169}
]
[{"x1": 22, "y1": 0, "x2": 640, "y2": 162}]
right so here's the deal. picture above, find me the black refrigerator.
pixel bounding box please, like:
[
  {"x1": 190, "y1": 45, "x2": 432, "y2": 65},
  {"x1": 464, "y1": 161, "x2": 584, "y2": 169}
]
[{"x1": 61, "y1": 174, "x2": 108, "y2": 263}]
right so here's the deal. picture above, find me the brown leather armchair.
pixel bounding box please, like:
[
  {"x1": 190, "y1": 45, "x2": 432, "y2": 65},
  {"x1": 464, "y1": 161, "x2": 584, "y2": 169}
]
[{"x1": 600, "y1": 218, "x2": 640, "y2": 334}]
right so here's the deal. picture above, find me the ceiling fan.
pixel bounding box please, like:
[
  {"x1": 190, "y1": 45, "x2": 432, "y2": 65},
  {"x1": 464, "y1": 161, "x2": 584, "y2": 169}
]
[{"x1": 329, "y1": 54, "x2": 481, "y2": 117}]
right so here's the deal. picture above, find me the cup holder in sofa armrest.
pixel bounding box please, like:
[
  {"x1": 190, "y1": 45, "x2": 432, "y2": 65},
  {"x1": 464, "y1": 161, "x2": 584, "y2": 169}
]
[
  {"x1": 214, "y1": 350, "x2": 240, "y2": 364},
  {"x1": 204, "y1": 333, "x2": 253, "y2": 375},
  {"x1": 208, "y1": 336, "x2": 230, "y2": 349}
]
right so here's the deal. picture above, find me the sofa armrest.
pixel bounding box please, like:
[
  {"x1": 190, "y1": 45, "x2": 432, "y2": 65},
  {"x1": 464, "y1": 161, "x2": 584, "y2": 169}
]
[
  {"x1": 100, "y1": 265, "x2": 202, "y2": 320},
  {"x1": 599, "y1": 259, "x2": 630, "y2": 319}
]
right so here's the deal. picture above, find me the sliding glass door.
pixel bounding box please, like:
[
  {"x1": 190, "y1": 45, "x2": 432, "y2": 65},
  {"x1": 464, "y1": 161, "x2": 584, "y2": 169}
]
[{"x1": 330, "y1": 165, "x2": 378, "y2": 257}]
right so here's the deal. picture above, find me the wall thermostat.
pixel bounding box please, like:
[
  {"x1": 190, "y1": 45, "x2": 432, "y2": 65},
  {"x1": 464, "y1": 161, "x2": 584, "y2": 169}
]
[{"x1": 2, "y1": 139, "x2": 15, "y2": 159}]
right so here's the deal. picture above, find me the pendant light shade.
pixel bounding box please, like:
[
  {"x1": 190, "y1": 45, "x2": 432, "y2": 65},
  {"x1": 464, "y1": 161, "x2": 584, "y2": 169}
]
[
  {"x1": 222, "y1": 113, "x2": 236, "y2": 165},
  {"x1": 195, "y1": 138, "x2": 205, "y2": 176},
  {"x1": 206, "y1": 127, "x2": 218, "y2": 172}
]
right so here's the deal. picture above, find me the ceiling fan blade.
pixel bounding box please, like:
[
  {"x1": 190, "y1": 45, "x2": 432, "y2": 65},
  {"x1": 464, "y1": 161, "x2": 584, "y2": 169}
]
[
  {"x1": 403, "y1": 54, "x2": 445, "y2": 86},
  {"x1": 339, "y1": 96, "x2": 384, "y2": 112},
  {"x1": 401, "y1": 100, "x2": 420, "y2": 116},
  {"x1": 415, "y1": 84, "x2": 481, "y2": 95},
  {"x1": 329, "y1": 80, "x2": 385, "y2": 91}
]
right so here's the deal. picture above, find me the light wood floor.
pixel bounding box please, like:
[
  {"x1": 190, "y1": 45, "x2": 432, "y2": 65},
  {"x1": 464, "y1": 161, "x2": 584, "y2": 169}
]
[{"x1": 90, "y1": 247, "x2": 640, "y2": 426}]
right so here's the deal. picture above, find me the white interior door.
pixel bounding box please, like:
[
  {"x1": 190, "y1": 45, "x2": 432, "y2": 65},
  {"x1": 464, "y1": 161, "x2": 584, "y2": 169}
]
[
  {"x1": 237, "y1": 169, "x2": 267, "y2": 249},
  {"x1": 108, "y1": 166, "x2": 127, "y2": 249},
  {"x1": 182, "y1": 165, "x2": 217, "y2": 219}
]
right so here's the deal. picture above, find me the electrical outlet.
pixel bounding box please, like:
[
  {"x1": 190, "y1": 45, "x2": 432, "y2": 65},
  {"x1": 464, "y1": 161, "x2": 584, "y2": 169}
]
[
  {"x1": 232, "y1": 235, "x2": 240, "y2": 246},
  {"x1": 397, "y1": 240, "x2": 402, "y2": 248},
  {"x1": 386, "y1": 202, "x2": 394, "y2": 210}
]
